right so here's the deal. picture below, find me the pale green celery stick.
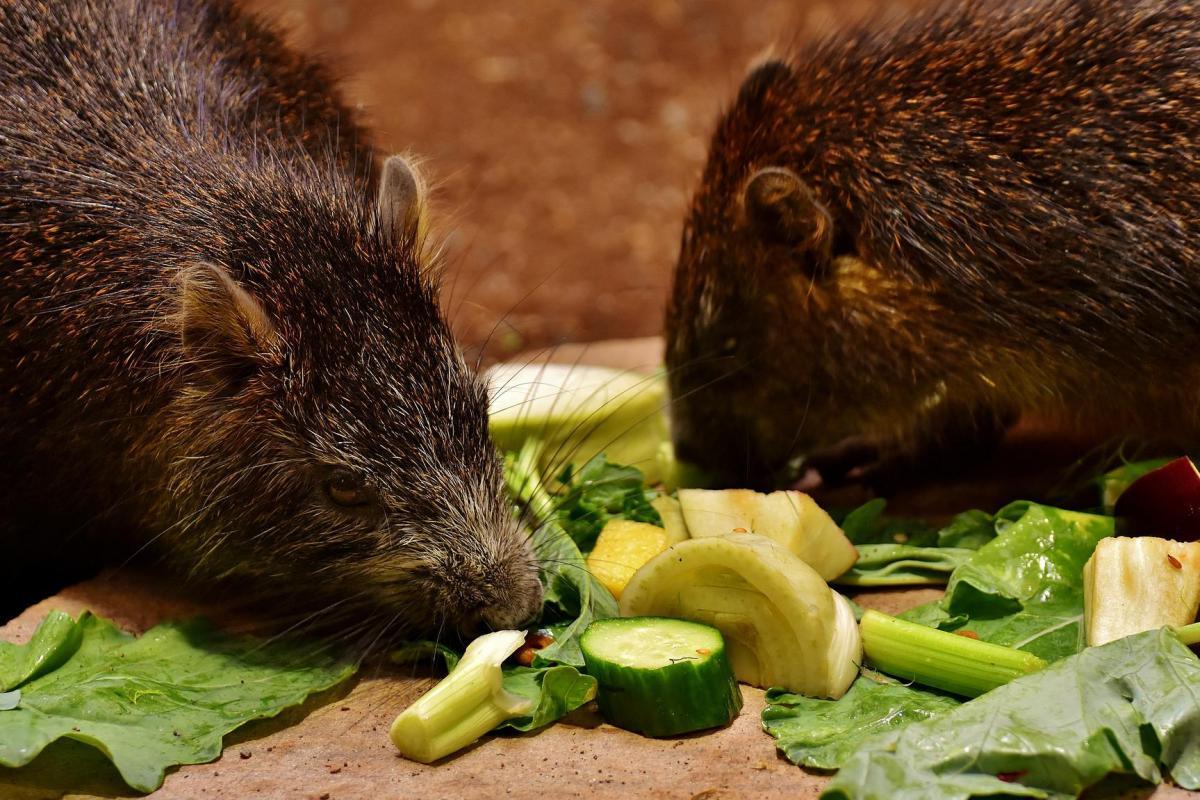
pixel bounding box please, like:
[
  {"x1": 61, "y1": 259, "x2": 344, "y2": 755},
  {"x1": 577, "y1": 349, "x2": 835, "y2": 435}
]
[
  {"x1": 390, "y1": 630, "x2": 534, "y2": 763},
  {"x1": 1175, "y1": 621, "x2": 1200, "y2": 646},
  {"x1": 861, "y1": 610, "x2": 1047, "y2": 698}
]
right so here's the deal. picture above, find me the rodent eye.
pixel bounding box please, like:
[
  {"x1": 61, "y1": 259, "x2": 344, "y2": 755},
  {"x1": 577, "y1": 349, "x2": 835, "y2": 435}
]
[{"x1": 325, "y1": 471, "x2": 371, "y2": 508}]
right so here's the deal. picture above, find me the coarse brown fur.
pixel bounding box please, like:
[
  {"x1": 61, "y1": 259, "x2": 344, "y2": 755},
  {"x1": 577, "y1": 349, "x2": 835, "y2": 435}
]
[
  {"x1": 666, "y1": 0, "x2": 1200, "y2": 488},
  {"x1": 0, "y1": 0, "x2": 542, "y2": 637}
]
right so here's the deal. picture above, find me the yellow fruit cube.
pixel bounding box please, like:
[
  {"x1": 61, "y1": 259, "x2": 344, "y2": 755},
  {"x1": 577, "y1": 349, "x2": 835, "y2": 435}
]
[{"x1": 587, "y1": 520, "x2": 670, "y2": 599}]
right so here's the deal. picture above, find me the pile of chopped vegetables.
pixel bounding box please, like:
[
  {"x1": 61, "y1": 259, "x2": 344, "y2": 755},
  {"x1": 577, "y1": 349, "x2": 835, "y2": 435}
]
[{"x1": 10, "y1": 360, "x2": 1200, "y2": 799}]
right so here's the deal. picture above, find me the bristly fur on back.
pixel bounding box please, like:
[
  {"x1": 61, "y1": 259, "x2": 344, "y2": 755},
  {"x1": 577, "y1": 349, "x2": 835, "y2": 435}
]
[
  {"x1": 0, "y1": 0, "x2": 543, "y2": 639},
  {"x1": 667, "y1": 0, "x2": 1200, "y2": 488}
]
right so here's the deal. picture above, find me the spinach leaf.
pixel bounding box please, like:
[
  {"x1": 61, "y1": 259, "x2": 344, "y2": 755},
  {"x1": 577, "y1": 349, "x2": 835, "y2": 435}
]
[
  {"x1": 899, "y1": 504, "x2": 1113, "y2": 661},
  {"x1": 835, "y1": 503, "x2": 1001, "y2": 587},
  {"x1": 555, "y1": 453, "x2": 661, "y2": 552},
  {"x1": 500, "y1": 664, "x2": 597, "y2": 732},
  {"x1": 762, "y1": 670, "x2": 960, "y2": 770},
  {"x1": 0, "y1": 610, "x2": 83, "y2": 691},
  {"x1": 822, "y1": 628, "x2": 1200, "y2": 800},
  {"x1": 0, "y1": 612, "x2": 353, "y2": 794},
  {"x1": 835, "y1": 545, "x2": 976, "y2": 586}
]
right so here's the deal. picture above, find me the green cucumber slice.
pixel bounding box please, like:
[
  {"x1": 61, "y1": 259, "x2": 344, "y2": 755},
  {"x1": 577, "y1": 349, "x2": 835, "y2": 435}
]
[{"x1": 580, "y1": 617, "x2": 742, "y2": 737}]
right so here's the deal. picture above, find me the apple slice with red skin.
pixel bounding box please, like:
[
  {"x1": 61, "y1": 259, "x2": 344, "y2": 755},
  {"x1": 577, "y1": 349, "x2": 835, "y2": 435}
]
[{"x1": 1114, "y1": 457, "x2": 1200, "y2": 541}]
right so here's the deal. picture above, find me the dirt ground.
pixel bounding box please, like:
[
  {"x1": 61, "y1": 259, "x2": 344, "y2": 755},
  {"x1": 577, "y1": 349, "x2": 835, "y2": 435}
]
[{"x1": 246, "y1": 0, "x2": 919, "y2": 360}]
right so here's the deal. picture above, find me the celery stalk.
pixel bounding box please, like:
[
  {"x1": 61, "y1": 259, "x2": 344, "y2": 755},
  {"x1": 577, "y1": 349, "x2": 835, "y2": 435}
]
[
  {"x1": 1175, "y1": 622, "x2": 1200, "y2": 646},
  {"x1": 860, "y1": 610, "x2": 1046, "y2": 698},
  {"x1": 390, "y1": 630, "x2": 534, "y2": 763}
]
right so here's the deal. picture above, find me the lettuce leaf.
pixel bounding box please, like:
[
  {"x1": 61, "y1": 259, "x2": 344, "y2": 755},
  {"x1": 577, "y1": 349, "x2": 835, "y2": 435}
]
[
  {"x1": 0, "y1": 612, "x2": 353, "y2": 793},
  {"x1": 0, "y1": 610, "x2": 83, "y2": 691},
  {"x1": 822, "y1": 628, "x2": 1200, "y2": 799},
  {"x1": 767, "y1": 502, "x2": 1115, "y2": 772},
  {"x1": 899, "y1": 503, "x2": 1113, "y2": 661},
  {"x1": 555, "y1": 453, "x2": 661, "y2": 552},
  {"x1": 834, "y1": 544, "x2": 976, "y2": 586},
  {"x1": 834, "y1": 502, "x2": 1003, "y2": 587},
  {"x1": 762, "y1": 670, "x2": 959, "y2": 769}
]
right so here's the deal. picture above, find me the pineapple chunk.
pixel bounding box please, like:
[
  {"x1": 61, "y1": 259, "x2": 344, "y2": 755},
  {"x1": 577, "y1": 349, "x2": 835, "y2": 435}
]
[
  {"x1": 1084, "y1": 536, "x2": 1200, "y2": 646},
  {"x1": 650, "y1": 495, "x2": 690, "y2": 545},
  {"x1": 586, "y1": 520, "x2": 669, "y2": 599},
  {"x1": 677, "y1": 489, "x2": 858, "y2": 581}
]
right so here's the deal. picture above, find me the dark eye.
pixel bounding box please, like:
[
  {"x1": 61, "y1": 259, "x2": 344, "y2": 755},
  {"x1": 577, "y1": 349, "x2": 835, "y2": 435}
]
[
  {"x1": 325, "y1": 470, "x2": 371, "y2": 507},
  {"x1": 719, "y1": 337, "x2": 738, "y2": 357}
]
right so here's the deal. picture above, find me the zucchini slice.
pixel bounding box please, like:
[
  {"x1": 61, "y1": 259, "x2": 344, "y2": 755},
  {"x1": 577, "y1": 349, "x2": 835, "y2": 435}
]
[{"x1": 580, "y1": 617, "x2": 741, "y2": 737}]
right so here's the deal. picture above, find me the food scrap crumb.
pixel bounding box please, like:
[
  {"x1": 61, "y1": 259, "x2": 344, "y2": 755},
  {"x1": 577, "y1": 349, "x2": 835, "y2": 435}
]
[
  {"x1": 954, "y1": 630, "x2": 980, "y2": 640},
  {"x1": 731, "y1": 527, "x2": 748, "y2": 533},
  {"x1": 239, "y1": 750, "x2": 252, "y2": 759}
]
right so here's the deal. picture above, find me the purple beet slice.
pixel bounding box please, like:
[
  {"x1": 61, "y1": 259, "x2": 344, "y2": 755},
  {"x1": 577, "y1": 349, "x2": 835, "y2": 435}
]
[{"x1": 1114, "y1": 457, "x2": 1200, "y2": 541}]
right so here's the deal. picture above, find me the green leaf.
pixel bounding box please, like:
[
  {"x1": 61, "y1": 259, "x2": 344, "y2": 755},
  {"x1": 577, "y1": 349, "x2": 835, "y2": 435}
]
[
  {"x1": 0, "y1": 610, "x2": 84, "y2": 691},
  {"x1": 0, "y1": 612, "x2": 354, "y2": 793},
  {"x1": 762, "y1": 670, "x2": 960, "y2": 770},
  {"x1": 835, "y1": 544, "x2": 976, "y2": 586},
  {"x1": 835, "y1": 504, "x2": 1001, "y2": 588},
  {"x1": 899, "y1": 504, "x2": 1114, "y2": 661},
  {"x1": 821, "y1": 628, "x2": 1200, "y2": 800},
  {"x1": 555, "y1": 453, "x2": 661, "y2": 552},
  {"x1": 837, "y1": 500, "x2": 939, "y2": 547},
  {"x1": 500, "y1": 665, "x2": 597, "y2": 732}
]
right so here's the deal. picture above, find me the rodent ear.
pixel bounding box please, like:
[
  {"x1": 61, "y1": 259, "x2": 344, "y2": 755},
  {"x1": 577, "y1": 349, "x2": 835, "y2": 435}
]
[
  {"x1": 743, "y1": 167, "x2": 833, "y2": 261},
  {"x1": 177, "y1": 262, "x2": 278, "y2": 391},
  {"x1": 377, "y1": 154, "x2": 428, "y2": 247}
]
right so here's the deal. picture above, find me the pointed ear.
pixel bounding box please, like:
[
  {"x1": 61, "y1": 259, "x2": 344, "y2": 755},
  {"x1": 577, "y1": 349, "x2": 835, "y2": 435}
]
[
  {"x1": 177, "y1": 262, "x2": 278, "y2": 391},
  {"x1": 743, "y1": 167, "x2": 833, "y2": 259},
  {"x1": 738, "y1": 59, "x2": 796, "y2": 107},
  {"x1": 377, "y1": 154, "x2": 428, "y2": 246}
]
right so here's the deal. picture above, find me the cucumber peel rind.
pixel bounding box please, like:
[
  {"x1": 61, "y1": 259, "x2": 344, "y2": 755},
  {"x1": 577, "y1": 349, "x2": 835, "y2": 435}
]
[{"x1": 580, "y1": 617, "x2": 742, "y2": 737}]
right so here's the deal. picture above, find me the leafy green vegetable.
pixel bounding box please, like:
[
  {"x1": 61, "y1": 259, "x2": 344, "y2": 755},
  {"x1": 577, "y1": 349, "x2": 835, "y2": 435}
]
[
  {"x1": 837, "y1": 499, "x2": 938, "y2": 547},
  {"x1": 835, "y1": 503, "x2": 1002, "y2": 587},
  {"x1": 822, "y1": 627, "x2": 1200, "y2": 799},
  {"x1": 0, "y1": 612, "x2": 353, "y2": 793},
  {"x1": 0, "y1": 610, "x2": 83, "y2": 691},
  {"x1": 555, "y1": 453, "x2": 661, "y2": 552},
  {"x1": 767, "y1": 502, "x2": 1116, "y2": 772},
  {"x1": 500, "y1": 664, "x2": 597, "y2": 732},
  {"x1": 900, "y1": 503, "x2": 1114, "y2": 661},
  {"x1": 835, "y1": 544, "x2": 975, "y2": 586},
  {"x1": 762, "y1": 671, "x2": 959, "y2": 770}
]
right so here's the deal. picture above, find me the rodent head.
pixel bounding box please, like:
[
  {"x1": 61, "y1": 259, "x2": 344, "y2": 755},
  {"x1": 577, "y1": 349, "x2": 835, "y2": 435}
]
[
  {"x1": 147, "y1": 156, "x2": 542, "y2": 639},
  {"x1": 666, "y1": 61, "x2": 991, "y2": 487}
]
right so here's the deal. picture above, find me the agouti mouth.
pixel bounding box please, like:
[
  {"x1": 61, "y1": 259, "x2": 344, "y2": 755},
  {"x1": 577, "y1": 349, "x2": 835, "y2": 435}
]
[{"x1": 798, "y1": 435, "x2": 884, "y2": 488}]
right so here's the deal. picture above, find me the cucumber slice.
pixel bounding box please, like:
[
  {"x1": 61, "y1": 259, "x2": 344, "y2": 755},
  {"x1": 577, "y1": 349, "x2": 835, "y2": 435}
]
[
  {"x1": 580, "y1": 617, "x2": 742, "y2": 737},
  {"x1": 619, "y1": 533, "x2": 862, "y2": 698}
]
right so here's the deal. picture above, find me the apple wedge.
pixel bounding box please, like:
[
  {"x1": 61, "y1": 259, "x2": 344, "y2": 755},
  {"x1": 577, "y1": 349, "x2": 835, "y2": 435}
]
[
  {"x1": 1083, "y1": 536, "x2": 1200, "y2": 646},
  {"x1": 1113, "y1": 456, "x2": 1200, "y2": 541},
  {"x1": 619, "y1": 533, "x2": 861, "y2": 698},
  {"x1": 649, "y1": 495, "x2": 690, "y2": 545},
  {"x1": 676, "y1": 488, "x2": 858, "y2": 581}
]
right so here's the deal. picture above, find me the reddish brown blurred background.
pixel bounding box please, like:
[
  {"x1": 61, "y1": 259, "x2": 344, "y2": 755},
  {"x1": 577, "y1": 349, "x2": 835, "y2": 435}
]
[{"x1": 246, "y1": 0, "x2": 916, "y2": 360}]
